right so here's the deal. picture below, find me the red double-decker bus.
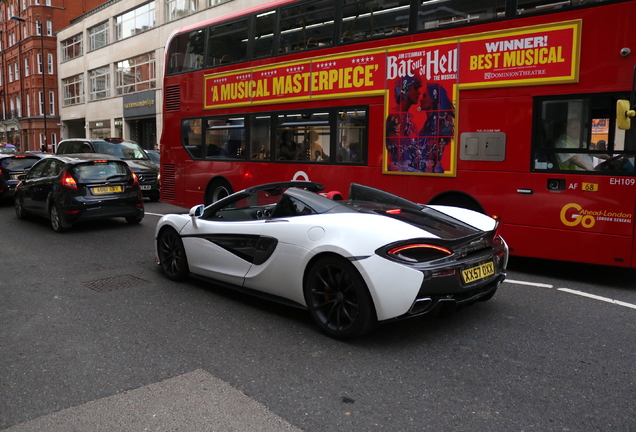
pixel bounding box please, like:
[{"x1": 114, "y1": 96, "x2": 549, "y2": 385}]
[{"x1": 160, "y1": 0, "x2": 636, "y2": 267}]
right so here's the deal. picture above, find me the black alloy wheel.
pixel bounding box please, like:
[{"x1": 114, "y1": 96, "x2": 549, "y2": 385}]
[
  {"x1": 126, "y1": 215, "x2": 143, "y2": 224},
  {"x1": 14, "y1": 196, "x2": 27, "y2": 220},
  {"x1": 157, "y1": 228, "x2": 189, "y2": 281},
  {"x1": 304, "y1": 256, "x2": 376, "y2": 340},
  {"x1": 50, "y1": 205, "x2": 66, "y2": 233}
]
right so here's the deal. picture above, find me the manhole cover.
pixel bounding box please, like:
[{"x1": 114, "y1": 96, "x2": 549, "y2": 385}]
[{"x1": 83, "y1": 275, "x2": 149, "y2": 293}]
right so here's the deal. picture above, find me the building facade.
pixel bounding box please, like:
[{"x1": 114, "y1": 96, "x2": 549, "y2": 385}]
[
  {"x1": 0, "y1": 0, "x2": 108, "y2": 152},
  {"x1": 56, "y1": 0, "x2": 263, "y2": 150}
]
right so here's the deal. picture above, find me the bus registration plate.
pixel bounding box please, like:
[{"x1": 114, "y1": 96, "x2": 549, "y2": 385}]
[
  {"x1": 93, "y1": 185, "x2": 123, "y2": 194},
  {"x1": 462, "y1": 261, "x2": 495, "y2": 284}
]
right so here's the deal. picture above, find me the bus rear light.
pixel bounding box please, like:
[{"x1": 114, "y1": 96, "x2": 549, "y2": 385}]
[{"x1": 61, "y1": 171, "x2": 78, "y2": 189}]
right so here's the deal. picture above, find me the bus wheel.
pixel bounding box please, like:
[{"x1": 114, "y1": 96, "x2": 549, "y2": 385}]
[
  {"x1": 429, "y1": 193, "x2": 484, "y2": 214},
  {"x1": 205, "y1": 179, "x2": 233, "y2": 206}
]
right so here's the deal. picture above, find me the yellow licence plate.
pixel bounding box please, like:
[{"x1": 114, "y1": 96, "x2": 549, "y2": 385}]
[
  {"x1": 462, "y1": 261, "x2": 495, "y2": 284},
  {"x1": 93, "y1": 185, "x2": 123, "y2": 194}
]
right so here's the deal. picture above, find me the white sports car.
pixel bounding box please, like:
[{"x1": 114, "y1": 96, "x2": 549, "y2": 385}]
[{"x1": 155, "y1": 182, "x2": 508, "y2": 339}]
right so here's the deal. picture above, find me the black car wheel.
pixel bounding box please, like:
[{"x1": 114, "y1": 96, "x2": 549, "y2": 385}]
[
  {"x1": 304, "y1": 256, "x2": 377, "y2": 340},
  {"x1": 50, "y1": 205, "x2": 66, "y2": 233},
  {"x1": 157, "y1": 228, "x2": 189, "y2": 281},
  {"x1": 14, "y1": 196, "x2": 27, "y2": 220},
  {"x1": 126, "y1": 215, "x2": 143, "y2": 224}
]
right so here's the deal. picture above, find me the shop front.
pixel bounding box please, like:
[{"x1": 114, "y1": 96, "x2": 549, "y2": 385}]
[{"x1": 123, "y1": 90, "x2": 157, "y2": 149}]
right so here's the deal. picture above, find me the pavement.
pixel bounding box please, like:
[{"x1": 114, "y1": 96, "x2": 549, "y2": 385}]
[{"x1": 2, "y1": 369, "x2": 302, "y2": 432}]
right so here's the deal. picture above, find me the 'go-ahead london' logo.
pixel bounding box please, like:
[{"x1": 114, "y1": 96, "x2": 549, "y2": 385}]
[
  {"x1": 560, "y1": 203, "x2": 634, "y2": 228},
  {"x1": 560, "y1": 203, "x2": 595, "y2": 228}
]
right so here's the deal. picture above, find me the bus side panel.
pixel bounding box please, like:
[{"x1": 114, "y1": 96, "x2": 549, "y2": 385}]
[{"x1": 501, "y1": 224, "x2": 633, "y2": 267}]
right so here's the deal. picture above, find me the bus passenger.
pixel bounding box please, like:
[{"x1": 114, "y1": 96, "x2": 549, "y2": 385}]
[{"x1": 278, "y1": 131, "x2": 296, "y2": 160}]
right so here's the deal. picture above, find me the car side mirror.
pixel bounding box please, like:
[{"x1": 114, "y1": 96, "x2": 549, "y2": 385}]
[{"x1": 189, "y1": 204, "x2": 204, "y2": 218}]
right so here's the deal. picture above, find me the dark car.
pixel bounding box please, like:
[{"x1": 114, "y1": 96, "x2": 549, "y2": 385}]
[
  {"x1": 56, "y1": 138, "x2": 160, "y2": 201},
  {"x1": 145, "y1": 149, "x2": 160, "y2": 165},
  {"x1": 14, "y1": 154, "x2": 145, "y2": 232},
  {"x1": 0, "y1": 152, "x2": 50, "y2": 201}
]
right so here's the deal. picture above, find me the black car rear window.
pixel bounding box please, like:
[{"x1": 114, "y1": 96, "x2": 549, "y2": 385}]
[
  {"x1": 72, "y1": 161, "x2": 129, "y2": 181},
  {"x1": 92, "y1": 142, "x2": 150, "y2": 161},
  {"x1": 3, "y1": 156, "x2": 41, "y2": 170}
]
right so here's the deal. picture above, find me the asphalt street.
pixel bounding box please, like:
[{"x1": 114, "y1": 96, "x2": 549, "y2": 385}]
[{"x1": 1, "y1": 199, "x2": 635, "y2": 431}]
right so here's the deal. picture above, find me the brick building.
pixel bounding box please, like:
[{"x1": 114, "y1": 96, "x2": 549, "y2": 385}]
[{"x1": 0, "y1": 0, "x2": 107, "y2": 151}]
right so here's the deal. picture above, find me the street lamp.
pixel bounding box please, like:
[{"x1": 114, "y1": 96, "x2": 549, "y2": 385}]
[{"x1": 10, "y1": 16, "x2": 48, "y2": 152}]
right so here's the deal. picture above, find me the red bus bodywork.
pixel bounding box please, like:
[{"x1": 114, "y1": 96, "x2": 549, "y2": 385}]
[{"x1": 161, "y1": 1, "x2": 636, "y2": 267}]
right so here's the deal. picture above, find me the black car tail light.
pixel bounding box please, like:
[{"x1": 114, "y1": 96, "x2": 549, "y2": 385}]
[
  {"x1": 131, "y1": 171, "x2": 139, "y2": 186},
  {"x1": 386, "y1": 243, "x2": 452, "y2": 263},
  {"x1": 61, "y1": 171, "x2": 78, "y2": 189}
]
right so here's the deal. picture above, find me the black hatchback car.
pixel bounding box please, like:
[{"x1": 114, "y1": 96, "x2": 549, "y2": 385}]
[
  {"x1": 14, "y1": 154, "x2": 145, "y2": 232},
  {"x1": 56, "y1": 138, "x2": 160, "y2": 201},
  {"x1": 0, "y1": 152, "x2": 49, "y2": 201}
]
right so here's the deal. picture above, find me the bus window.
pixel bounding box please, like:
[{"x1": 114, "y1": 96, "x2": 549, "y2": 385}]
[
  {"x1": 182, "y1": 118, "x2": 202, "y2": 158},
  {"x1": 277, "y1": 112, "x2": 329, "y2": 162},
  {"x1": 253, "y1": 10, "x2": 277, "y2": 59},
  {"x1": 205, "y1": 117, "x2": 246, "y2": 160},
  {"x1": 337, "y1": 109, "x2": 366, "y2": 164},
  {"x1": 533, "y1": 95, "x2": 636, "y2": 173},
  {"x1": 341, "y1": 0, "x2": 411, "y2": 42},
  {"x1": 206, "y1": 19, "x2": 249, "y2": 67},
  {"x1": 279, "y1": 0, "x2": 334, "y2": 53},
  {"x1": 250, "y1": 116, "x2": 271, "y2": 160},
  {"x1": 417, "y1": 0, "x2": 506, "y2": 30},
  {"x1": 167, "y1": 29, "x2": 205, "y2": 74}
]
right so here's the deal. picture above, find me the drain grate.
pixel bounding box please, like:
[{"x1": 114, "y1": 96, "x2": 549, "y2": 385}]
[{"x1": 83, "y1": 275, "x2": 149, "y2": 293}]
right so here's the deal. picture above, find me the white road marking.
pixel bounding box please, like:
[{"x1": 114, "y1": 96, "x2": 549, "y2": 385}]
[
  {"x1": 505, "y1": 279, "x2": 636, "y2": 310},
  {"x1": 505, "y1": 279, "x2": 553, "y2": 288},
  {"x1": 558, "y1": 288, "x2": 636, "y2": 310}
]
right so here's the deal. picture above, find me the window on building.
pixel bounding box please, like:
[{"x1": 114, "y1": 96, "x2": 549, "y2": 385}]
[
  {"x1": 36, "y1": 20, "x2": 41, "y2": 36},
  {"x1": 38, "y1": 91, "x2": 44, "y2": 115},
  {"x1": 89, "y1": 66, "x2": 110, "y2": 100},
  {"x1": 9, "y1": 64, "x2": 13, "y2": 82},
  {"x1": 16, "y1": 96, "x2": 21, "y2": 117},
  {"x1": 167, "y1": 0, "x2": 198, "y2": 21},
  {"x1": 115, "y1": 2, "x2": 156, "y2": 41},
  {"x1": 46, "y1": 21, "x2": 52, "y2": 36},
  {"x1": 88, "y1": 21, "x2": 109, "y2": 51},
  {"x1": 208, "y1": 0, "x2": 231, "y2": 6},
  {"x1": 47, "y1": 53, "x2": 54, "y2": 74},
  {"x1": 116, "y1": 51, "x2": 156, "y2": 95},
  {"x1": 37, "y1": 53, "x2": 42, "y2": 74},
  {"x1": 14, "y1": 62, "x2": 19, "y2": 80},
  {"x1": 26, "y1": 93, "x2": 31, "y2": 117},
  {"x1": 62, "y1": 34, "x2": 83, "y2": 61},
  {"x1": 62, "y1": 74, "x2": 85, "y2": 106},
  {"x1": 49, "y1": 91, "x2": 55, "y2": 115},
  {"x1": 24, "y1": 57, "x2": 29, "y2": 77}
]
